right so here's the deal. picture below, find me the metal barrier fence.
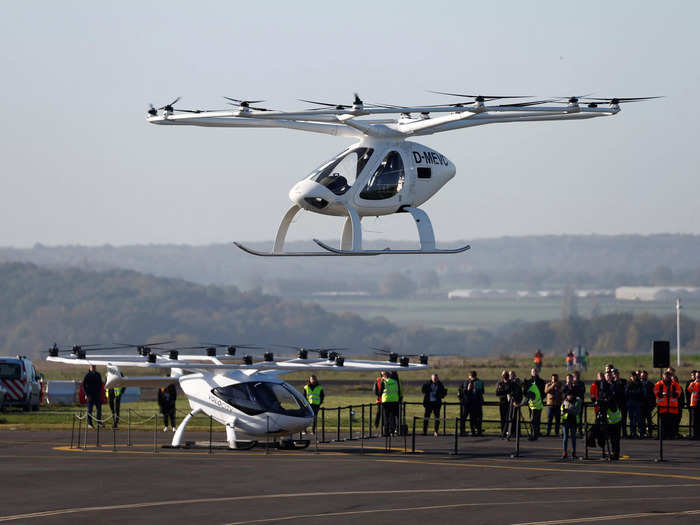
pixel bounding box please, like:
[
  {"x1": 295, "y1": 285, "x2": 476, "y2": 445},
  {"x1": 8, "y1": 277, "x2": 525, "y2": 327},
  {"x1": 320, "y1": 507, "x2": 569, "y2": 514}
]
[{"x1": 66, "y1": 402, "x2": 694, "y2": 460}]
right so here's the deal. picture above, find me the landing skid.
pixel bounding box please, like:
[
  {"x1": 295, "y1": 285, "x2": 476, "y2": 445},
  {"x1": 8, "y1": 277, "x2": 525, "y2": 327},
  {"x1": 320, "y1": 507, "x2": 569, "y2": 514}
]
[
  {"x1": 235, "y1": 203, "x2": 470, "y2": 257},
  {"x1": 233, "y1": 242, "x2": 351, "y2": 257},
  {"x1": 313, "y1": 239, "x2": 470, "y2": 255}
]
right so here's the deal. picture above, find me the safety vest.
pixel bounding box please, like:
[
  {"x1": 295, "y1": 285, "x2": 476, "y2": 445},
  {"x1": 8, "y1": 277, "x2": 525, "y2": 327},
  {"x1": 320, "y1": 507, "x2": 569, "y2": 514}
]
[
  {"x1": 105, "y1": 387, "x2": 123, "y2": 399},
  {"x1": 527, "y1": 383, "x2": 543, "y2": 411},
  {"x1": 566, "y1": 354, "x2": 574, "y2": 363},
  {"x1": 689, "y1": 381, "x2": 700, "y2": 407},
  {"x1": 534, "y1": 353, "x2": 543, "y2": 364},
  {"x1": 303, "y1": 384, "x2": 323, "y2": 405},
  {"x1": 382, "y1": 378, "x2": 399, "y2": 403},
  {"x1": 561, "y1": 399, "x2": 581, "y2": 424},
  {"x1": 654, "y1": 380, "x2": 681, "y2": 414},
  {"x1": 607, "y1": 406, "x2": 621, "y2": 424}
]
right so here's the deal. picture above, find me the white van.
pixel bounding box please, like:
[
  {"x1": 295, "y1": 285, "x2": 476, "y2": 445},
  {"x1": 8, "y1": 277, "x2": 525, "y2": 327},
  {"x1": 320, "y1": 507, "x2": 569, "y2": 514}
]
[{"x1": 0, "y1": 356, "x2": 42, "y2": 411}]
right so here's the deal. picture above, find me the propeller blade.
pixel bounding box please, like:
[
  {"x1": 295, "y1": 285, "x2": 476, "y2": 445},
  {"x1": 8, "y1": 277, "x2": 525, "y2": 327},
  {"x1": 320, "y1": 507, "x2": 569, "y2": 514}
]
[
  {"x1": 428, "y1": 90, "x2": 530, "y2": 100},
  {"x1": 298, "y1": 98, "x2": 350, "y2": 109},
  {"x1": 583, "y1": 96, "x2": 663, "y2": 103}
]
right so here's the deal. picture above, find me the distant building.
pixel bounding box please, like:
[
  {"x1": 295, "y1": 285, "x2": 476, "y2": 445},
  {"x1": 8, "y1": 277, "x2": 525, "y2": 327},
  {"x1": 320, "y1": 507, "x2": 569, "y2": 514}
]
[
  {"x1": 447, "y1": 288, "x2": 612, "y2": 300},
  {"x1": 615, "y1": 286, "x2": 699, "y2": 301}
]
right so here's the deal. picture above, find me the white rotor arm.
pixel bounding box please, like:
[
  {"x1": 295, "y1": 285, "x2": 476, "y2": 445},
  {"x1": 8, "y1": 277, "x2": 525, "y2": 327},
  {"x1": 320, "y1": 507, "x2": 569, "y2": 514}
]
[
  {"x1": 47, "y1": 355, "x2": 428, "y2": 372},
  {"x1": 147, "y1": 113, "x2": 363, "y2": 138}
]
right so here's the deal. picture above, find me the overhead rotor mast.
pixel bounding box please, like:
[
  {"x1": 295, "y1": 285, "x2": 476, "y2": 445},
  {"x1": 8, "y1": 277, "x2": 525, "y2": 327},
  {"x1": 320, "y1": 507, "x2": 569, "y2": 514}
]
[{"x1": 146, "y1": 91, "x2": 660, "y2": 256}]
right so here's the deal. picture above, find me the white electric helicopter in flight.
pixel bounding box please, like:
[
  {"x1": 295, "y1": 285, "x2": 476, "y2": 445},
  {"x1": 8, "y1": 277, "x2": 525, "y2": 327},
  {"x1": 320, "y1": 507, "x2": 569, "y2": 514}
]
[
  {"x1": 146, "y1": 92, "x2": 659, "y2": 256},
  {"x1": 47, "y1": 343, "x2": 427, "y2": 449}
]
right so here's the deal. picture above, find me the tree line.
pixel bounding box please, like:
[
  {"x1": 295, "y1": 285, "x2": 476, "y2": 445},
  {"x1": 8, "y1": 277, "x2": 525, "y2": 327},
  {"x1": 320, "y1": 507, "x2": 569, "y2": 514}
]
[{"x1": 0, "y1": 263, "x2": 697, "y2": 360}]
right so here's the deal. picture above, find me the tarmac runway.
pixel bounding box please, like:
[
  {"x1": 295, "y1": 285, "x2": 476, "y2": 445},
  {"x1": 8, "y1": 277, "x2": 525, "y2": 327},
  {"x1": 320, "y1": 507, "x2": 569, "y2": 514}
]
[{"x1": 1, "y1": 430, "x2": 700, "y2": 524}]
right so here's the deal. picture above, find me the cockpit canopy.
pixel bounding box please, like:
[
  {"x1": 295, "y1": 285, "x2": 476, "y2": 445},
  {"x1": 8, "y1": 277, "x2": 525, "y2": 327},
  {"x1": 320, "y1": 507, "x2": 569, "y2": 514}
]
[
  {"x1": 212, "y1": 381, "x2": 312, "y2": 418},
  {"x1": 308, "y1": 147, "x2": 374, "y2": 196}
]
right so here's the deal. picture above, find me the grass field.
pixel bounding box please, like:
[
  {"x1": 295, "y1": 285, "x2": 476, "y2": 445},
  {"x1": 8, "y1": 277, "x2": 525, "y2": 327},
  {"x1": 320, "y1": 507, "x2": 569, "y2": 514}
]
[
  {"x1": 3, "y1": 354, "x2": 699, "y2": 431},
  {"x1": 310, "y1": 295, "x2": 700, "y2": 330}
]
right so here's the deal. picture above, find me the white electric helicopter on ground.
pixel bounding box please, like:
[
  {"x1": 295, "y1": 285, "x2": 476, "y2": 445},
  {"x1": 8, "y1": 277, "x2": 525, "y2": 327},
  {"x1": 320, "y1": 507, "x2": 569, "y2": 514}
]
[
  {"x1": 147, "y1": 92, "x2": 659, "y2": 256},
  {"x1": 47, "y1": 342, "x2": 427, "y2": 449}
]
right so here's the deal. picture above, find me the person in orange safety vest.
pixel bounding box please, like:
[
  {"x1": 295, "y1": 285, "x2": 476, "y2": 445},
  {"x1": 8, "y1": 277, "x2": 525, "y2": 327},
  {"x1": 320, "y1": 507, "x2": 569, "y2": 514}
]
[{"x1": 654, "y1": 371, "x2": 682, "y2": 439}]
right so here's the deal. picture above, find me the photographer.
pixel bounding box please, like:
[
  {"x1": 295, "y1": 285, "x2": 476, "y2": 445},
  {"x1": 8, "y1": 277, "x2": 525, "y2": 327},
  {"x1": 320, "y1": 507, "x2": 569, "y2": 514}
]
[
  {"x1": 507, "y1": 371, "x2": 523, "y2": 438},
  {"x1": 460, "y1": 371, "x2": 484, "y2": 436},
  {"x1": 545, "y1": 374, "x2": 563, "y2": 436},
  {"x1": 496, "y1": 370, "x2": 510, "y2": 437},
  {"x1": 593, "y1": 382, "x2": 621, "y2": 460}
]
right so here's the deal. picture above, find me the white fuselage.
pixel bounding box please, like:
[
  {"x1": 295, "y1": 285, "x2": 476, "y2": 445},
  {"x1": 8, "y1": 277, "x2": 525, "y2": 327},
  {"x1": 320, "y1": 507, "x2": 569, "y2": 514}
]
[
  {"x1": 179, "y1": 371, "x2": 314, "y2": 439},
  {"x1": 289, "y1": 139, "x2": 455, "y2": 217}
]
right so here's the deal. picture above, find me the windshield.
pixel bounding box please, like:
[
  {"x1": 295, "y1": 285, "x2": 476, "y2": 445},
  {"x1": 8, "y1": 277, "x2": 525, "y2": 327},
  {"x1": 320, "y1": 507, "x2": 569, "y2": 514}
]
[
  {"x1": 0, "y1": 362, "x2": 21, "y2": 380},
  {"x1": 308, "y1": 148, "x2": 374, "y2": 195},
  {"x1": 212, "y1": 382, "x2": 312, "y2": 418}
]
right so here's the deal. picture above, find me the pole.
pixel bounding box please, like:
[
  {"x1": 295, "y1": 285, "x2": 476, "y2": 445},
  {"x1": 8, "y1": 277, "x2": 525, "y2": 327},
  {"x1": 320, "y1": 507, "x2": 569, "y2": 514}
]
[
  {"x1": 411, "y1": 416, "x2": 416, "y2": 453},
  {"x1": 336, "y1": 406, "x2": 341, "y2": 442},
  {"x1": 361, "y1": 404, "x2": 365, "y2": 440},
  {"x1": 96, "y1": 418, "x2": 100, "y2": 448},
  {"x1": 349, "y1": 405, "x2": 353, "y2": 440},
  {"x1": 368, "y1": 404, "x2": 373, "y2": 439},
  {"x1": 514, "y1": 406, "x2": 521, "y2": 458},
  {"x1": 321, "y1": 407, "x2": 325, "y2": 443},
  {"x1": 656, "y1": 409, "x2": 664, "y2": 462},
  {"x1": 127, "y1": 407, "x2": 131, "y2": 447},
  {"x1": 209, "y1": 414, "x2": 213, "y2": 454},
  {"x1": 71, "y1": 414, "x2": 76, "y2": 449},
  {"x1": 83, "y1": 410, "x2": 88, "y2": 450},
  {"x1": 442, "y1": 403, "x2": 447, "y2": 435},
  {"x1": 452, "y1": 417, "x2": 459, "y2": 455},
  {"x1": 153, "y1": 410, "x2": 157, "y2": 454},
  {"x1": 676, "y1": 298, "x2": 682, "y2": 368},
  {"x1": 584, "y1": 422, "x2": 589, "y2": 460},
  {"x1": 112, "y1": 425, "x2": 116, "y2": 452}
]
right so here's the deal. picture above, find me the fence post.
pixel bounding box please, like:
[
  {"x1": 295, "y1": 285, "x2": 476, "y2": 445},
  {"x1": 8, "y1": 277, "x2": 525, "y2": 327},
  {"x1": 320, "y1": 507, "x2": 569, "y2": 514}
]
[
  {"x1": 127, "y1": 407, "x2": 131, "y2": 447},
  {"x1": 656, "y1": 409, "x2": 664, "y2": 462},
  {"x1": 361, "y1": 404, "x2": 365, "y2": 440},
  {"x1": 349, "y1": 405, "x2": 353, "y2": 440},
  {"x1": 584, "y1": 422, "x2": 589, "y2": 460},
  {"x1": 70, "y1": 414, "x2": 76, "y2": 449},
  {"x1": 209, "y1": 414, "x2": 213, "y2": 454},
  {"x1": 112, "y1": 425, "x2": 116, "y2": 452},
  {"x1": 442, "y1": 403, "x2": 447, "y2": 435},
  {"x1": 96, "y1": 418, "x2": 100, "y2": 448},
  {"x1": 266, "y1": 415, "x2": 270, "y2": 455},
  {"x1": 514, "y1": 407, "x2": 521, "y2": 458},
  {"x1": 368, "y1": 404, "x2": 373, "y2": 439},
  {"x1": 336, "y1": 406, "x2": 341, "y2": 442},
  {"x1": 153, "y1": 410, "x2": 157, "y2": 454},
  {"x1": 452, "y1": 417, "x2": 459, "y2": 455},
  {"x1": 83, "y1": 410, "x2": 88, "y2": 450},
  {"x1": 411, "y1": 416, "x2": 416, "y2": 453}
]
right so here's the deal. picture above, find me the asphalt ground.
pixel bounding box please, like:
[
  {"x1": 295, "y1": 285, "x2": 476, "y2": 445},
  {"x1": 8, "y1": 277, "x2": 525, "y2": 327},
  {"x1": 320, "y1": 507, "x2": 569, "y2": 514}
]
[{"x1": 1, "y1": 430, "x2": 700, "y2": 524}]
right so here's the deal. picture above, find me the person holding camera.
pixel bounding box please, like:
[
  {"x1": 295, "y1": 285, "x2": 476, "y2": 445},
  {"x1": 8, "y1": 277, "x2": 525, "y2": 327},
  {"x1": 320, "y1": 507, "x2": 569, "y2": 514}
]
[
  {"x1": 459, "y1": 371, "x2": 484, "y2": 436},
  {"x1": 496, "y1": 370, "x2": 510, "y2": 437},
  {"x1": 545, "y1": 374, "x2": 563, "y2": 436},
  {"x1": 561, "y1": 391, "x2": 581, "y2": 458}
]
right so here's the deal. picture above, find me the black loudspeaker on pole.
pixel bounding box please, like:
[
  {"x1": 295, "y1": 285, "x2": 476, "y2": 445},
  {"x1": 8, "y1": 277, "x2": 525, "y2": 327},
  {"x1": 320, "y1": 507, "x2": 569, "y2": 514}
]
[{"x1": 652, "y1": 340, "x2": 670, "y2": 369}]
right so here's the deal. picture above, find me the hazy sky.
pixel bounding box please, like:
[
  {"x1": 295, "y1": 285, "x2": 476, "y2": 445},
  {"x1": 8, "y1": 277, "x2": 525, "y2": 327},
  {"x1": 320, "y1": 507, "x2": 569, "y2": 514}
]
[{"x1": 1, "y1": 1, "x2": 698, "y2": 247}]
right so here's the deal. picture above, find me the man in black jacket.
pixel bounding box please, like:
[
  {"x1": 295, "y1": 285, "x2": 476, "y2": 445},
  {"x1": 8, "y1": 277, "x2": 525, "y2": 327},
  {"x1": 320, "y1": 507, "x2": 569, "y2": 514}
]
[
  {"x1": 82, "y1": 365, "x2": 103, "y2": 429},
  {"x1": 639, "y1": 370, "x2": 656, "y2": 437},
  {"x1": 612, "y1": 369, "x2": 628, "y2": 437},
  {"x1": 496, "y1": 370, "x2": 510, "y2": 437},
  {"x1": 421, "y1": 374, "x2": 447, "y2": 436}
]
